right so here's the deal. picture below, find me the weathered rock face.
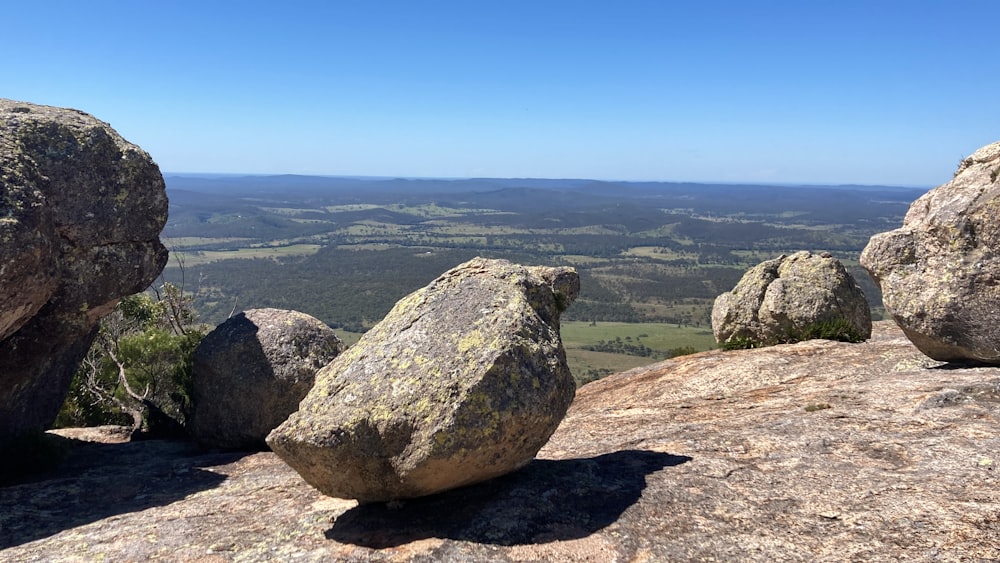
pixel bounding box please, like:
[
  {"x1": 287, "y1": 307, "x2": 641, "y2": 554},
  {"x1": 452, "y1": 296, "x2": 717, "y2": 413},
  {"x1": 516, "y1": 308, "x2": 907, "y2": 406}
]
[
  {"x1": 190, "y1": 308, "x2": 344, "y2": 450},
  {"x1": 267, "y1": 257, "x2": 580, "y2": 502},
  {"x1": 4, "y1": 321, "x2": 998, "y2": 561},
  {"x1": 712, "y1": 250, "x2": 872, "y2": 347},
  {"x1": 0, "y1": 100, "x2": 168, "y2": 443},
  {"x1": 861, "y1": 141, "x2": 1000, "y2": 363}
]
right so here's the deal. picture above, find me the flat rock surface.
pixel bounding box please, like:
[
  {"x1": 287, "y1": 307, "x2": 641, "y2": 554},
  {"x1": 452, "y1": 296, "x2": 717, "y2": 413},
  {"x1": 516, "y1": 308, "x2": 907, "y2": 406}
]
[{"x1": 2, "y1": 322, "x2": 998, "y2": 561}]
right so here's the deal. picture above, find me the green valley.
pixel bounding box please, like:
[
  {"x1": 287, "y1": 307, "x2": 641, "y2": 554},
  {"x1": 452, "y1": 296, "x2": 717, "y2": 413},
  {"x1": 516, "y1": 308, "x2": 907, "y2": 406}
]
[{"x1": 160, "y1": 175, "x2": 924, "y2": 382}]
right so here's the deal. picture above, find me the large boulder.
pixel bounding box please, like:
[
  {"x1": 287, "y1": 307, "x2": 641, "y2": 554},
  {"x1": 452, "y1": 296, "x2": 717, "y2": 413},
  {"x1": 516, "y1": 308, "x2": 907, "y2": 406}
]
[
  {"x1": 712, "y1": 251, "x2": 871, "y2": 348},
  {"x1": 0, "y1": 100, "x2": 168, "y2": 444},
  {"x1": 861, "y1": 140, "x2": 1000, "y2": 363},
  {"x1": 267, "y1": 257, "x2": 579, "y2": 502},
  {"x1": 190, "y1": 308, "x2": 344, "y2": 450}
]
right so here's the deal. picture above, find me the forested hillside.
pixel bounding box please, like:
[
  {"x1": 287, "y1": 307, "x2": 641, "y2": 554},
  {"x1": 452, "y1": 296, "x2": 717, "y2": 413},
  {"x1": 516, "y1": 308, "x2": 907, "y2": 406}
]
[{"x1": 159, "y1": 174, "x2": 922, "y2": 374}]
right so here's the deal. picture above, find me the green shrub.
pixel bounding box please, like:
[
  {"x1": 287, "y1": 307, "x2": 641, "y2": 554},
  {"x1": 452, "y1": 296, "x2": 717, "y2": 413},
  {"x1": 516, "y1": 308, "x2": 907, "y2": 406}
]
[
  {"x1": 667, "y1": 345, "x2": 699, "y2": 358},
  {"x1": 721, "y1": 317, "x2": 866, "y2": 351},
  {"x1": 575, "y1": 367, "x2": 613, "y2": 387},
  {"x1": 720, "y1": 334, "x2": 761, "y2": 351},
  {"x1": 794, "y1": 318, "x2": 867, "y2": 343},
  {"x1": 54, "y1": 285, "x2": 207, "y2": 437}
]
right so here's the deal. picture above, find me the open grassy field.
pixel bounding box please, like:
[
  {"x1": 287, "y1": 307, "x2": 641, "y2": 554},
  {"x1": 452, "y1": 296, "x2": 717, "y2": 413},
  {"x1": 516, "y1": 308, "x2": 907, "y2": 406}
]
[
  {"x1": 561, "y1": 320, "x2": 716, "y2": 383},
  {"x1": 163, "y1": 237, "x2": 256, "y2": 249},
  {"x1": 564, "y1": 349, "x2": 659, "y2": 384},
  {"x1": 331, "y1": 328, "x2": 364, "y2": 347},
  {"x1": 170, "y1": 244, "x2": 323, "y2": 266},
  {"x1": 561, "y1": 320, "x2": 716, "y2": 351},
  {"x1": 622, "y1": 246, "x2": 700, "y2": 261}
]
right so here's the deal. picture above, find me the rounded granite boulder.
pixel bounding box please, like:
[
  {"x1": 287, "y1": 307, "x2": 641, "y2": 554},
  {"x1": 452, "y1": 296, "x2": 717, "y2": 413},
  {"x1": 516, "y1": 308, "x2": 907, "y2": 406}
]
[
  {"x1": 861, "y1": 140, "x2": 1000, "y2": 363},
  {"x1": 191, "y1": 308, "x2": 344, "y2": 450},
  {"x1": 712, "y1": 251, "x2": 872, "y2": 348},
  {"x1": 267, "y1": 257, "x2": 580, "y2": 502}
]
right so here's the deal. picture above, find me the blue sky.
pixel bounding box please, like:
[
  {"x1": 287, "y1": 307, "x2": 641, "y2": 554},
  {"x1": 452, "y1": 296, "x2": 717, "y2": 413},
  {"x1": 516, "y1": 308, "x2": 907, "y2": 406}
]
[{"x1": 5, "y1": 1, "x2": 999, "y2": 186}]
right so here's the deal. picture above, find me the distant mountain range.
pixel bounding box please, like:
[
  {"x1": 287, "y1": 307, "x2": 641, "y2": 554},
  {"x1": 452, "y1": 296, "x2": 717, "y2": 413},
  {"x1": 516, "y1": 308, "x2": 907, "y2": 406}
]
[{"x1": 163, "y1": 173, "x2": 928, "y2": 198}]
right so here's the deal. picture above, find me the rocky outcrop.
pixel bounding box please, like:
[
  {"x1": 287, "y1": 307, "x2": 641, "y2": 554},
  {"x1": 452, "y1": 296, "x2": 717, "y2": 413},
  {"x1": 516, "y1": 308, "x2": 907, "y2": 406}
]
[
  {"x1": 862, "y1": 141, "x2": 1000, "y2": 363},
  {"x1": 267, "y1": 257, "x2": 580, "y2": 502},
  {"x1": 3, "y1": 321, "x2": 998, "y2": 561},
  {"x1": 0, "y1": 100, "x2": 168, "y2": 444},
  {"x1": 712, "y1": 250, "x2": 871, "y2": 348},
  {"x1": 190, "y1": 308, "x2": 344, "y2": 450}
]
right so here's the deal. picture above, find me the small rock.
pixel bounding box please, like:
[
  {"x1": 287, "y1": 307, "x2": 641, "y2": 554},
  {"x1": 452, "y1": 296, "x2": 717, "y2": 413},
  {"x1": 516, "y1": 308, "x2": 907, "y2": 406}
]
[
  {"x1": 191, "y1": 308, "x2": 343, "y2": 450},
  {"x1": 711, "y1": 251, "x2": 872, "y2": 348}
]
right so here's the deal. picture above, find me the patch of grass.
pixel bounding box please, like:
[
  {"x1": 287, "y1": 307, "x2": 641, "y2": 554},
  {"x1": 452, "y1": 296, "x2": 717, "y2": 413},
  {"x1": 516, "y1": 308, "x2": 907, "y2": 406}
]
[
  {"x1": 561, "y1": 321, "x2": 716, "y2": 386},
  {"x1": 323, "y1": 204, "x2": 382, "y2": 212},
  {"x1": 171, "y1": 244, "x2": 323, "y2": 266},
  {"x1": 557, "y1": 255, "x2": 612, "y2": 266},
  {"x1": 257, "y1": 206, "x2": 322, "y2": 216},
  {"x1": 422, "y1": 224, "x2": 524, "y2": 236},
  {"x1": 163, "y1": 236, "x2": 256, "y2": 249},
  {"x1": 622, "y1": 246, "x2": 700, "y2": 261},
  {"x1": 565, "y1": 348, "x2": 657, "y2": 387},
  {"x1": 385, "y1": 203, "x2": 502, "y2": 218},
  {"x1": 561, "y1": 321, "x2": 715, "y2": 353},
  {"x1": 332, "y1": 328, "x2": 364, "y2": 347}
]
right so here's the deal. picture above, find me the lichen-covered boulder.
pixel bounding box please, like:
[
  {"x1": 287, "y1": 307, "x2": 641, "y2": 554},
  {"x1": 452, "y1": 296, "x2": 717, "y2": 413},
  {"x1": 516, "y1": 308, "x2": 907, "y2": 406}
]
[
  {"x1": 267, "y1": 257, "x2": 579, "y2": 502},
  {"x1": 191, "y1": 308, "x2": 343, "y2": 450},
  {"x1": 0, "y1": 100, "x2": 168, "y2": 444},
  {"x1": 861, "y1": 141, "x2": 1000, "y2": 363},
  {"x1": 712, "y1": 251, "x2": 871, "y2": 348}
]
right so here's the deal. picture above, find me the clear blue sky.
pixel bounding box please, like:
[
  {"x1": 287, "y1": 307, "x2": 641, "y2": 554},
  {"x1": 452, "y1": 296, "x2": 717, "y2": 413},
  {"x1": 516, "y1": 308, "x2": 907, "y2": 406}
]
[{"x1": 5, "y1": 1, "x2": 999, "y2": 186}]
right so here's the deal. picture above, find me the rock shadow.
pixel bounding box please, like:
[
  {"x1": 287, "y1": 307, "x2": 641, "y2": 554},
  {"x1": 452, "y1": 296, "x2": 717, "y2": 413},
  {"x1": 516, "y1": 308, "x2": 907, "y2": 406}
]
[
  {"x1": 326, "y1": 449, "x2": 690, "y2": 548},
  {"x1": 931, "y1": 360, "x2": 998, "y2": 370},
  {"x1": 0, "y1": 435, "x2": 245, "y2": 548}
]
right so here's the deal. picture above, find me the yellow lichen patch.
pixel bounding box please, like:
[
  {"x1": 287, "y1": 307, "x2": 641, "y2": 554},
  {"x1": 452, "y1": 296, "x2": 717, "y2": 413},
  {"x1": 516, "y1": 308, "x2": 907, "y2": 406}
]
[{"x1": 458, "y1": 330, "x2": 484, "y2": 354}]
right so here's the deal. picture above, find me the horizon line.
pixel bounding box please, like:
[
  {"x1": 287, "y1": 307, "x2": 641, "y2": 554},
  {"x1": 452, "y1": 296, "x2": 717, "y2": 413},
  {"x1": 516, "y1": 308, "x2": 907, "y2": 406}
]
[{"x1": 161, "y1": 172, "x2": 932, "y2": 190}]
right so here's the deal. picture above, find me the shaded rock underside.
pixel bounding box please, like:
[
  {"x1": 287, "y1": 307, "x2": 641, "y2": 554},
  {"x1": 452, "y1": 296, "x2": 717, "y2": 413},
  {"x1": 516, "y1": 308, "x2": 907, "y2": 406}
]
[{"x1": 1, "y1": 322, "x2": 998, "y2": 561}]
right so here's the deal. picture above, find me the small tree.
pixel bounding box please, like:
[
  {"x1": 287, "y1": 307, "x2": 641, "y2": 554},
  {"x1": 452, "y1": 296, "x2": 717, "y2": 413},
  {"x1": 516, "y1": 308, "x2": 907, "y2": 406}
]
[{"x1": 55, "y1": 282, "x2": 207, "y2": 437}]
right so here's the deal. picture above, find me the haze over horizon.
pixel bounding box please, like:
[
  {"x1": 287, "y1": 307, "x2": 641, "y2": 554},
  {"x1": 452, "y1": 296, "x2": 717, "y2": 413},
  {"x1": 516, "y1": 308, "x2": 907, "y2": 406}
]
[
  {"x1": 160, "y1": 171, "x2": 931, "y2": 190},
  {"x1": 5, "y1": 1, "x2": 999, "y2": 187}
]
